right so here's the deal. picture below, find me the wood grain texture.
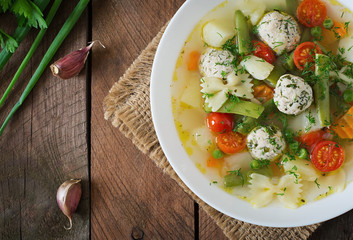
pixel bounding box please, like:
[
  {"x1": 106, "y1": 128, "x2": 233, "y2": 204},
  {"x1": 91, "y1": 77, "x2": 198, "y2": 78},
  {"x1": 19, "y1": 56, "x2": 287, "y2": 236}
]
[
  {"x1": 0, "y1": 1, "x2": 89, "y2": 239},
  {"x1": 91, "y1": 0, "x2": 204, "y2": 239}
]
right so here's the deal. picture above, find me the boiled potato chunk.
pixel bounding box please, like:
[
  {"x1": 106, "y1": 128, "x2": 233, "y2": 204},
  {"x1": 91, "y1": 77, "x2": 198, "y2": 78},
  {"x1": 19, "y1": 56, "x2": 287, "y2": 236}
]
[
  {"x1": 180, "y1": 78, "x2": 202, "y2": 108},
  {"x1": 202, "y1": 19, "x2": 235, "y2": 48},
  {"x1": 338, "y1": 33, "x2": 353, "y2": 63},
  {"x1": 240, "y1": 0, "x2": 266, "y2": 25}
]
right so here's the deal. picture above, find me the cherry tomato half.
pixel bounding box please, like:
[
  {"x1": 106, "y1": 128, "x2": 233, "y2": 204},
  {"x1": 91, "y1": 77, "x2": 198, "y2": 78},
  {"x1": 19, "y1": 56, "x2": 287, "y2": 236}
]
[
  {"x1": 293, "y1": 42, "x2": 322, "y2": 71},
  {"x1": 311, "y1": 140, "x2": 344, "y2": 172},
  {"x1": 216, "y1": 131, "x2": 246, "y2": 154},
  {"x1": 252, "y1": 40, "x2": 276, "y2": 64},
  {"x1": 297, "y1": 0, "x2": 327, "y2": 27},
  {"x1": 206, "y1": 112, "x2": 234, "y2": 133},
  {"x1": 298, "y1": 129, "x2": 326, "y2": 152}
]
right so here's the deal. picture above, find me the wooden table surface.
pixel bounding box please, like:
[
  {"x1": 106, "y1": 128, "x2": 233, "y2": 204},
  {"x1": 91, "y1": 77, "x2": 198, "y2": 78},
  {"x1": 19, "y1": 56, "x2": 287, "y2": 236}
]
[{"x1": 1, "y1": 0, "x2": 353, "y2": 239}]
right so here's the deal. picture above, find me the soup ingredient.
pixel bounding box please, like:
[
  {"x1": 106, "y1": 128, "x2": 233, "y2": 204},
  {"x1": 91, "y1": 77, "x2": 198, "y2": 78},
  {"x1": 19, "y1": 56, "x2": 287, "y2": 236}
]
[
  {"x1": 311, "y1": 140, "x2": 344, "y2": 172},
  {"x1": 314, "y1": 54, "x2": 330, "y2": 127},
  {"x1": 282, "y1": 156, "x2": 319, "y2": 181},
  {"x1": 0, "y1": 0, "x2": 63, "y2": 108},
  {"x1": 332, "y1": 106, "x2": 353, "y2": 139},
  {"x1": 187, "y1": 51, "x2": 201, "y2": 71},
  {"x1": 253, "y1": 84, "x2": 274, "y2": 103},
  {"x1": 207, "y1": 156, "x2": 223, "y2": 168},
  {"x1": 206, "y1": 112, "x2": 234, "y2": 133},
  {"x1": 240, "y1": 55, "x2": 274, "y2": 80},
  {"x1": 273, "y1": 74, "x2": 313, "y2": 115},
  {"x1": 293, "y1": 42, "x2": 322, "y2": 70},
  {"x1": 51, "y1": 41, "x2": 98, "y2": 79},
  {"x1": 224, "y1": 169, "x2": 244, "y2": 187},
  {"x1": 57, "y1": 179, "x2": 82, "y2": 230},
  {"x1": 343, "y1": 89, "x2": 353, "y2": 103},
  {"x1": 200, "y1": 48, "x2": 234, "y2": 78},
  {"x1": 0, "y1": 0, "x2": 91, "y2": 136},
  {"x1": 256, "y1": 11, "x2": 301, "y2": 55},
  {"x1": 311, "y1": 26, "x2": 322, "y2": 39},
  {"x1": 201, "y1": 73, "x2": 253, "y2": 111},
  {"x1": 250, "y1": 159, "x2": 270, "y2": 169},
  {"x1": 247, "y1": 126, "x2": 286, "y2": 161},
  {"x1": 202, "y1": 20, "x2": 235, "y2": 48},
  {"x1": 0, "y1": 0, "x2": 51, "y2": 71},
  {"x1": 248, "y1": 173, "x2": 302, "y2": 208},
  {"x1": 297, "y1": 0, "x2": 327, "y2": 27},
  {"x1": 298, "y1": 129, "x2": 326, "y2": 152},
  {"x1": 235, "y1": 10, "x2": 251, "y2": 54},
  {"x1": 216, "y1": 131, "x2": 246, "y2": 154},
  {"x1": 205, "y1": 98, "x2": 264, "y2": 118},
  {"x1": 323, "y1": 18, "x2": 334, "y2": 29},
  {"x1": 212, "y1": 149, "x2": 224, "y2": 159},
  {"x1": 252, "y1": 40, "x2": 276, "y2": 64}
]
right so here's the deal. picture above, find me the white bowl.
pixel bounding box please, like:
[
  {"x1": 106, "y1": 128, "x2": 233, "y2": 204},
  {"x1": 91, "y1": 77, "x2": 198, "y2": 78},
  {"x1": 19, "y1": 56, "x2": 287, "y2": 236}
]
[{"x1": 151, "y1": 0, "x2": 353, "y2": 227}]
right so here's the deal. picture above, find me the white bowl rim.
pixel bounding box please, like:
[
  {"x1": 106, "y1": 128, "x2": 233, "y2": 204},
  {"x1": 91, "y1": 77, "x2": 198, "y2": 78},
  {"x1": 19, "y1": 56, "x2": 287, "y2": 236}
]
[{"x1": 151, "y1": 0, "x2": 353, "y2": 227}]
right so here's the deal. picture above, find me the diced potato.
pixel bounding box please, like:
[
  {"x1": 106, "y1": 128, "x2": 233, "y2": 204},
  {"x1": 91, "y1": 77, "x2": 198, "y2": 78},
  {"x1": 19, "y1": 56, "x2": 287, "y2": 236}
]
[
  {"x1": 338, "y1": 33, "x2": 353, "y2": 63},
  {"x1": 202, "y1": 19, "x2": 235, "y2": 48},
  {"x1": 240, "y1": 55, "x2": 274, "y2": 80},
  {"x1": 180, "y1": 78, "x2": 202, "y2": 108},
  {"x1": 192, "y1": 126, "x2": 214, "y2": 151},
  {"x1": 282, "y1": 156, "x2": 320, "y2": 182},
  {"x1": 240, "y1": 1, "x2": 265, "y2": 25},
  {"x1": 287, "y1": 106, "x2": 321, "y2": 134}
]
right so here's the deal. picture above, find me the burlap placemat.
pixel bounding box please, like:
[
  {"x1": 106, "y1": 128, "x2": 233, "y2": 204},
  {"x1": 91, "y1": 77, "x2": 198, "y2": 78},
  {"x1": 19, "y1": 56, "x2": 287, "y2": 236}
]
[{"x1": 103, "y1": 23, "x2": 320, "y2": 240}]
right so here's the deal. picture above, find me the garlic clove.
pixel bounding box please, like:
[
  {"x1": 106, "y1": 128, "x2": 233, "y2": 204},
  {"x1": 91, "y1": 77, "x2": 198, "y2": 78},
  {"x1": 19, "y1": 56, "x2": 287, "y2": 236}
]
[
  {"x1": 50, "y1": 41, "x2": 103, "y2": 79},
  {"x1": 57, "y1": 179, "x2": 82, "y2": 230}
]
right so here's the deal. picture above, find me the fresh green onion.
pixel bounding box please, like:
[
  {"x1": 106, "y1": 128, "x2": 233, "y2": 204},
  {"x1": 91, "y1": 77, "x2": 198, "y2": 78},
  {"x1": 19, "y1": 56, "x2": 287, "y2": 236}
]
[
  {"x1": 212, "y1": 149, "x2": 224, "y2": 159},
  {"x1": 0, "y1": 0, "x2": 90, "y2": 136},
  {"x1": 0, "y1": 0, "x2": 63, "y2": 108},
  {"x1": 0, "y1": 0, "x2": 51, "y2": 71},
  {"x1": 323, "y1": 18, "x2": 334, "y2": 29}
]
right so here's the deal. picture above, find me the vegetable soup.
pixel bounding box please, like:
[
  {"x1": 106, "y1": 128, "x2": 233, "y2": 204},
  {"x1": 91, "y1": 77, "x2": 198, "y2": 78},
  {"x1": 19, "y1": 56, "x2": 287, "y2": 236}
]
[{"x1": 171, "y1": 0, "x2": 353, "y2": 208}]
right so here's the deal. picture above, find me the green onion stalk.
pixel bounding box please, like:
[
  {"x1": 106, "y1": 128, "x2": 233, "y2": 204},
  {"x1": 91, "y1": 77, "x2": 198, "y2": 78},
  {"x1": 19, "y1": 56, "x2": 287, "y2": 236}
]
[
  {"x1": 0, "y1": 0, "x2": 51, "y2": 71},
  {"x1": 0, "y1": 0, "x2": 90, "y2": 136},
  {"x1": 0, "y1": 0, "x2": 63, "y2": 108}
]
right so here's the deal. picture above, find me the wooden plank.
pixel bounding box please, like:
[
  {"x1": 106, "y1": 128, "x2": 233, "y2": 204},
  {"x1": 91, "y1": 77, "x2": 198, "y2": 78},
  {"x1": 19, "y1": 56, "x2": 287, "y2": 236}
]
[
  {"x1": 199, "y1": 207, "x2": 228, "y2": 240},
  {"x1": 0, "y1": 1, "x2": 89, "y2": 239},
  {"x1": 91, "y1": 0, "x2": 198, "y2": 239}
]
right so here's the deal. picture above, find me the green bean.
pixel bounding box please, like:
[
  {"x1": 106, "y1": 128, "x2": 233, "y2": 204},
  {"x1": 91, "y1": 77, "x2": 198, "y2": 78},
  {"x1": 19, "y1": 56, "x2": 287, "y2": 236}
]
[
  {"x1": 286, "y1": 0, "x2": 299, "y2": 17},
  {"x1": 0, "y1": 0, "x2": 63, "y2": 108},
  {"x1": 314, "y1": 54, "x2": 331, "y2": 127},
  {"x1": 266, "y1": 61, "x2": 286, "y2": 87},
  {"x1": 235, "y1": 10, "x2": 251, "y2": 55},
  {"x1": 0, "y1": 0, "x2": 90, "y2": 136},
  {"x1": 224, "y1": 174, "x2": 243, "y2": 188},
  {"x1": 300, "y1": 27, "x2": 312, "y2": 43},
  {"x1": 205, "y1": 99, "x2": 264, "y2": 119}
]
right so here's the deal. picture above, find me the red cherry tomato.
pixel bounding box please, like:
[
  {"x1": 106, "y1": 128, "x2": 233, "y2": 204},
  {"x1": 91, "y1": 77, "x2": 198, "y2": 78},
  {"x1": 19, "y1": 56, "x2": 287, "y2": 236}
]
[
  {"x1": 293, "y1": 42, "x2": 322, "y2": 71},
  {"x1": 216, "y1": 131, "x2": 246, "y2": 154},
  {"x1": 297, "y1": 0, "x2": 327, "y2": 27},
  {"x1": 311, "y1": 140, "x2": 344, "y2": 172},
  {"x1": 252, "y1": 40, "x2": 276, "y2": 64},
  {"x1": 298, "y1": 129, "x2": 326, "y2": 152},
  {"x1": 206, "y1": 112, "x2": 234, "y2": 133}
]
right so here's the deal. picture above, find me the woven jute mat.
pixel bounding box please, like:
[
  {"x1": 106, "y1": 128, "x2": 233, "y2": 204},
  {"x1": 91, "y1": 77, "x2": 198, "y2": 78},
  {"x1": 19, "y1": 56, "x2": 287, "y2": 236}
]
[{"x1": 103, "y1": 23, "x2": 320, "y2": 240}]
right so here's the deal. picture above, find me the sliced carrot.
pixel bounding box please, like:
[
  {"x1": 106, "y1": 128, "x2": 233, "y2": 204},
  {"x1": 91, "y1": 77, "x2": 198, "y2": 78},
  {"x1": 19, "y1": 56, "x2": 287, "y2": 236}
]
[
  {"x1": 320, "y1": 21, "x2": 347, "y2": 50},
  {"x1": 187, "y1": 51, "x2": 200, "y2": 71},
  {"x1": 332, "y1": 106, "x2": 353, "y2": 139},
  {"x1": 253, "y1": 84, "x2": 274, "y2": 103},
  {"x1": 207, "y1": 156, "x2": 223, "y2": 168}
]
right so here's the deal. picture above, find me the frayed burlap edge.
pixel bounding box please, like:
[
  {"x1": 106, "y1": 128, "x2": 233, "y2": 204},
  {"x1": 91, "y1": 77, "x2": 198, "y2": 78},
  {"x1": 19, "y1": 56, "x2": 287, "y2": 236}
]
[{"x1": 103, "y1": 22, "x2": 320, "y2": 240}]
